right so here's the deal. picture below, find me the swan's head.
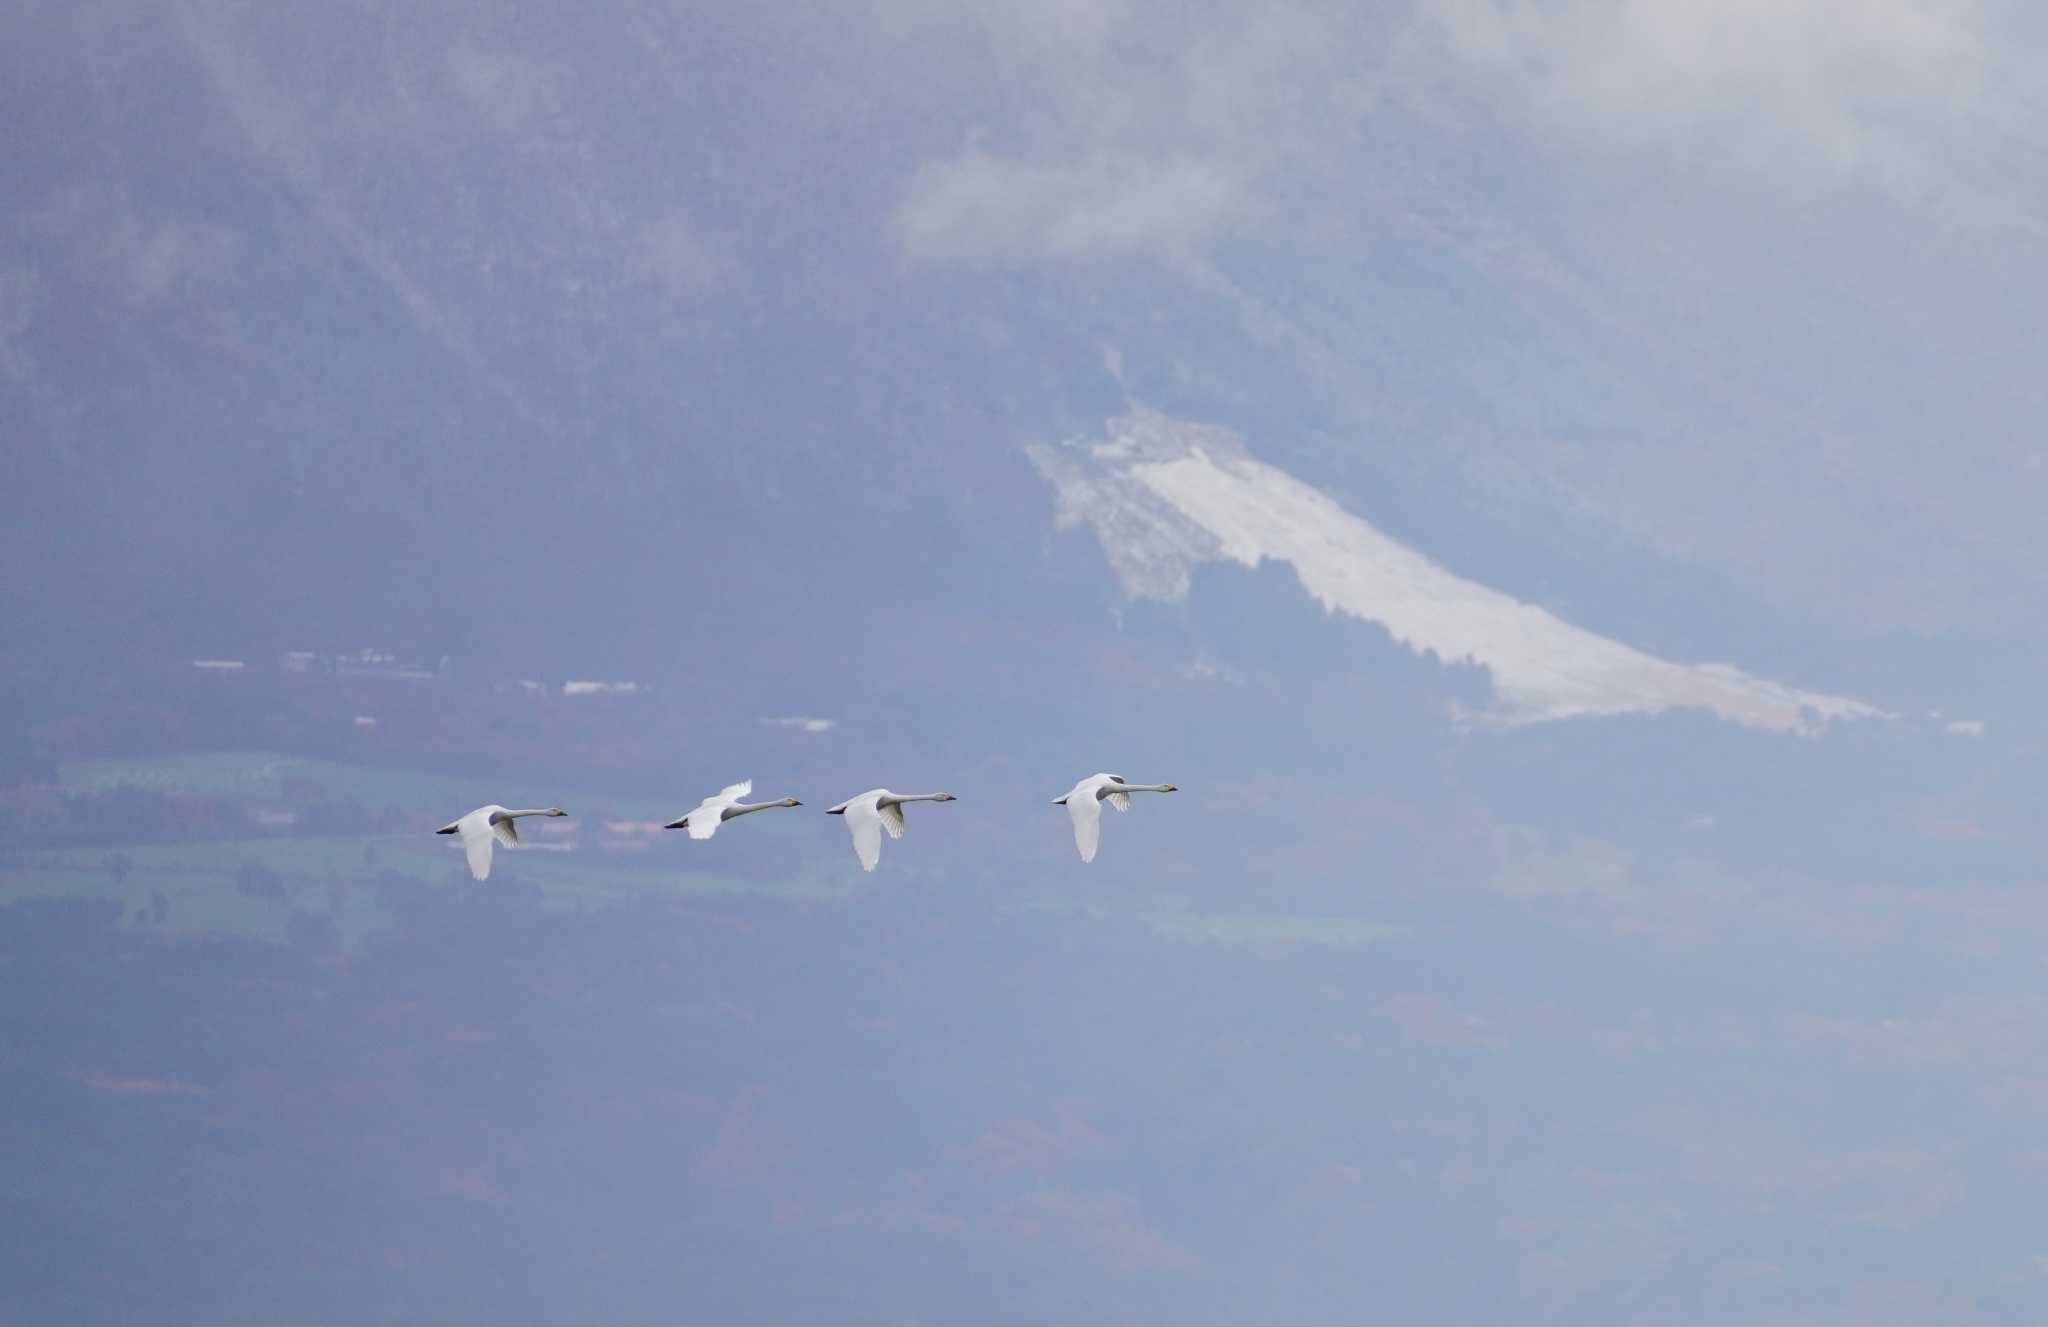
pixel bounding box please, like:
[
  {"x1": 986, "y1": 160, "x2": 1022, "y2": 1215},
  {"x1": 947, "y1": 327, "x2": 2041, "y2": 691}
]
[
  {"x1": 937, "y1": 793, "x2": 959, "y2": 801},
  {"x1": 780, "y1": 798, "x2": 802, "y2": 808},
  {"x1": 546, "y1": 807, "x2": 568, "y2": 817},
  {"x1": 1162, "y1": 784, "x2": 1179, "y2": 793}
]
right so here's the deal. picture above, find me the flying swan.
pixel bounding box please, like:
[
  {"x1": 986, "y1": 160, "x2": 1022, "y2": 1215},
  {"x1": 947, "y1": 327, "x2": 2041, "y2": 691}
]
[
  {"x1": 436, "y1": 805, "x2": 567, "y2": 880},
  {"x1": 1052, "y1": 773, "x2": 1177, "y2": 863},
  {"x1": 663, "y1": 780, "x2": 801, "y2": 838},
  {"x1": 825, "y1": 789, "x2": 958, "y2": 871}
]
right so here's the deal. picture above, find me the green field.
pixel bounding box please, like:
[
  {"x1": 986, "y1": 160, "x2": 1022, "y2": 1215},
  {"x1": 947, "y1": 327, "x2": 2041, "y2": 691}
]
[{"x1": 0, "y1": 831, "x2": 854, "y2": 951}]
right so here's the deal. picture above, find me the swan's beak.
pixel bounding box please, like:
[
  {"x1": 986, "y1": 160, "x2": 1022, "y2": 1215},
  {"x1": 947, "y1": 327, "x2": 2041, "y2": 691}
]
[
  {"x1": 1164, "y1": 784, "x2": 1179, "y2": 792},
  {"x1": 662, "y1": 819, "x2": 686, "y2": 830},
  {"x1": 789, "y1": 800, "x2": 803, "y2": 807}
]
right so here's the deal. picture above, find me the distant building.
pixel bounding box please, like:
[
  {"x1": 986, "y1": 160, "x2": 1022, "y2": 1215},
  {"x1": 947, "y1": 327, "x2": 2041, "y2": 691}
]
[
  {"x1": 278, "y1": 648, "x2": 440, "y2": 681},
  {"x1": 334, "y1": 649, "x2": 437, "y2": 682}
]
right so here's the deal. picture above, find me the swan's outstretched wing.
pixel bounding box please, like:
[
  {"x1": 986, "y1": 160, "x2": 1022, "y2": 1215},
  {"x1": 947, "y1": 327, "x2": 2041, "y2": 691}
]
[
  {"x1": 1087, "y1": 773, "x2": 1131, "y2": 812},
  {"x1": 877, "y1": 800, "x2": 907, "y2": 839},
  {"x1": 669, "y1": 795, "x2": 722, "y2": 837},
  {"x1": 1067, "y1": 790, "x2": 1103, "y2": 863},
  {"x1": 679, "y1": 780, "x2": 753, "y2": 839},
  {"x1": 843, "y1": 799, "x2": 885, "y2": 871},
  {"x1": 491, "y1": 816, "x2": 521, "y2": 846},
  {"x1": 460, "y1": 822, "x2": 496, "y2": 880},
  {"x1": 683, "y1": 794, "x2": 727, "y2": 839}
]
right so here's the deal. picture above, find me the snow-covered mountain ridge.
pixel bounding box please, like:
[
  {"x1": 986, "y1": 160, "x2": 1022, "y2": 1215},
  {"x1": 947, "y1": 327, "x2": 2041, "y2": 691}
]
[{"x1": 1031, "y1": 410, "x2": 1888, "y2": 734}]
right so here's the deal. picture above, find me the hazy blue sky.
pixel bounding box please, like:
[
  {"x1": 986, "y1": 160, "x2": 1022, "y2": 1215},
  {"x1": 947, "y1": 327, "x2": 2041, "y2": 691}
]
[{"x1": 7, "y1": 2, "x2": 2048, "y2": 1322}]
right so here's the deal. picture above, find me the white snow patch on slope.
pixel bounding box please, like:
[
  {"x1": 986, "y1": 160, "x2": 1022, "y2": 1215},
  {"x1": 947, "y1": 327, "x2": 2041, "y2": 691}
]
[{"x1": 1030, "y1": 410, "x2": 1886, "y2": 735}]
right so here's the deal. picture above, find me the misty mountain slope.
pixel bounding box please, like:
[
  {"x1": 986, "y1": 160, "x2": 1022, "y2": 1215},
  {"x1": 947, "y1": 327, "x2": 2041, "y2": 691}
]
[{"x1": 12, "y1": 1, "x2": 2048, "y2": 675}]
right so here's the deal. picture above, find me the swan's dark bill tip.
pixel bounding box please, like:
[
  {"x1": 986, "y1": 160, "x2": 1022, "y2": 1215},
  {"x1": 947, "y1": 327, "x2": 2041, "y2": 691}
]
[{"x1": 435, "y1": 826, "x2": 458, "y2": 834}]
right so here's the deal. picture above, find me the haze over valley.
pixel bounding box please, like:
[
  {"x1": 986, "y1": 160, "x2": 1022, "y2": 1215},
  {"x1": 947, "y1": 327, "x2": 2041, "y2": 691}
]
[{"x1": 8, "y1": 2, "x2": 2048, "y2": 1321}]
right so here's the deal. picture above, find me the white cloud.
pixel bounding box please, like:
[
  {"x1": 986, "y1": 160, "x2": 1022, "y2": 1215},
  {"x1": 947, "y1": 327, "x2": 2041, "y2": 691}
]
[
  {"x1": 1427, "y1": 0, "x2": 1988, "y2": 171},
  {"x1": 880, "y1": 3, "x2": 1352, "y2": 267},
  {"x1": 883, "y1": 0, "x2": 2001, "y2": 272},
  {"x1": 894, "y1": 152, "x2": 1240, "y2": 265}
]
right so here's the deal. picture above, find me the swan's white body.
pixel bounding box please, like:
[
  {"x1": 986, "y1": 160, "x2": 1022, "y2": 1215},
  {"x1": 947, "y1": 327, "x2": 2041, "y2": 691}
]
[
  {"x1": 663, "y1": 780, "x2": 801, "y2": 838},
  {"x1": 825, "y1": 788, "x2": 958, "y2": 871},
  {"x1": 436, "y1": 804, "x2": 567, "y2": 880},
  {"x1": 1052, "y1": 773, "x2": 1178, "y2": 863}
]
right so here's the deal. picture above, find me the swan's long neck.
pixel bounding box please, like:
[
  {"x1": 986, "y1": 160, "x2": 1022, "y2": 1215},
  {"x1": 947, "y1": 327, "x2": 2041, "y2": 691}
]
[
  {"x1": 887, "y1": 792, "x2": 952, "y2": 804},
  {"x1": 1118, "y1": 783, "x2": 1175, "y2": 794},
  {"x1": 500, "y1": 808, "x2": 561, "y2": 819},
  {"x1": 724, "y1": 800, "x2": 792, "y2": 819}
]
